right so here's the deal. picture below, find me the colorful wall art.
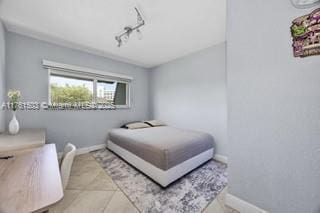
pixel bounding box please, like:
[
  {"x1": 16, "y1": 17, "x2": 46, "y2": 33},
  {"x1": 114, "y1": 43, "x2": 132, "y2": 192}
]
[{"x1": 291, "y1": 8, "x2": 320, "y2": 57}]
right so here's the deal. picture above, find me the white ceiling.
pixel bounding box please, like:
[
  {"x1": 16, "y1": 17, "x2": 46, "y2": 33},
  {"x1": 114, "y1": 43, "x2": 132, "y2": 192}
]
[{"x1": 0, "y1": 0, "x2": 226, "y2": 68}]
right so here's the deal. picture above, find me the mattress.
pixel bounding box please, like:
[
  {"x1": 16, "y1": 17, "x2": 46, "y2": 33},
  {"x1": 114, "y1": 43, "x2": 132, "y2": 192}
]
[{"x1": 109, "y1": 126, "x2": 214, "y2": 170}]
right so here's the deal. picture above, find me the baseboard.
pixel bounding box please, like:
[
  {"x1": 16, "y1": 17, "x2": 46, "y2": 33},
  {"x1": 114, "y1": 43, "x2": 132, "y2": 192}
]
[
  {"x1": 214, "y1": 154, "x2": 228, "y2": 164},
  {"x1": 76, "y1": 143, "x2": 106, "y2": 155},
  {"x1": 226, "y1": 193, "x2": 268, "y2": 213},
  {"x1": 58, "y1": 143, "x2": 106, "y2": 159}
]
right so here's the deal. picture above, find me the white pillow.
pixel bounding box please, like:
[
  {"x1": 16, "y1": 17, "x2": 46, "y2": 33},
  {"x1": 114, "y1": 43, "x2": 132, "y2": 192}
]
[
  {"x1": 125, "y1": 122, "x2": 151, "y2": 130},
  {"x1": 144, "y1": 120, "x2": 166, "y2": 127}
]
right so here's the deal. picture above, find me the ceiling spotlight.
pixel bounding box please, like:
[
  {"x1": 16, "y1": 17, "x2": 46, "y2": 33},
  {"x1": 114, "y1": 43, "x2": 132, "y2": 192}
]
[
  {"x1": 115, "y1": 7, "x2": 145, "y2": 47},
  {"x1": 136, "y1": 29, "x2": 143, "y2": 40},
  {"x1": 115, "y1": 36, "x2": 122, "y2": 47},
  {"x1": 123, "y1": 33, "x2": 129, "y2": 43}
]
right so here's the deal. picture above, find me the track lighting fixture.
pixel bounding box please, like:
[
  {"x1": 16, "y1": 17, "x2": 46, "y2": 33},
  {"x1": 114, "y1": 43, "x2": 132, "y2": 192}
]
[{"x1": 115, "y1": 7, "x2": 145, "y2": 47}]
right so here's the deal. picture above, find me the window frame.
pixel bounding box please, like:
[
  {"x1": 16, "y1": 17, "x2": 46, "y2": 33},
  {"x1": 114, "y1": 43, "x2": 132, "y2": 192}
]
[
  {"x1": 94, "y1": 76, "x2": 130, "y2": 109},
  {"x1": 47, "y1": 68, "x2": 131, "y2": 109}
]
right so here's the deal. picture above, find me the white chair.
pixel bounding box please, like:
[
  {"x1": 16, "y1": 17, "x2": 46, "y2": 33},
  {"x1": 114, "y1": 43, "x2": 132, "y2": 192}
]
[{"x1": 60, "y1": 143, "x2": 76, "y2": 190}]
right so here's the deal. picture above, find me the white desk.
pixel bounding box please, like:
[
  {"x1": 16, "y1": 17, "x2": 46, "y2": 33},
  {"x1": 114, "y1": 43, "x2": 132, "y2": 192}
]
[
  {"x1": 0, "y1": 144, "x2": 64, "y2": 213},
  {"x1": 0, "y1": 129, "x2": 46, "y2": 152}
]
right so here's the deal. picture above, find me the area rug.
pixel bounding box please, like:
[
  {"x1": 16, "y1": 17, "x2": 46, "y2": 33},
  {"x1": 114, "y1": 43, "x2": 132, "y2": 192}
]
[{"x1": 92, "y1": 149, "x2": 227, "y2": 213}]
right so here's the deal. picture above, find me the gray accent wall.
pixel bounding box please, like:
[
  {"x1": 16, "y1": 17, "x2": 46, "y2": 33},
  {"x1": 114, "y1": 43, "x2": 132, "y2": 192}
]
[
  {"x1": 150, "y1": 43, "x2": 227, "y2": 155},
  {"x1": 5, "y1": 32, "x2": 150, "y2": 151},
  {"x1": 0, "y1": 21, "x2": 5, "y2": 133},
  {"x1": 227, "y1": 1, "x2": 320, "y2": 212}
]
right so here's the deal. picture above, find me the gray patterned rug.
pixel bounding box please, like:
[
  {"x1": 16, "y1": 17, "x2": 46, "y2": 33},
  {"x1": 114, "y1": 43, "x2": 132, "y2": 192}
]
[{"x1": 92, "y1": 149, "x2": 227, "y2": 213}]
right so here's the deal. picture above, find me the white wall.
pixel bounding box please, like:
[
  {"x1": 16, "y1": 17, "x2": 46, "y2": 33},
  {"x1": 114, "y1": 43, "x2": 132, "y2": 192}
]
[
  {"x1": 227, "y1": 1, "x2": 320, "y2": 212},
  {"x1": 6, "y1": 32, "x2": 150, "y2": 151},
  {"x1": 0, "y1": 21, "x2": 5, "y2": 133},
  {"x1": 150, "y1": 43, "x2": 227, "y2": 155}
]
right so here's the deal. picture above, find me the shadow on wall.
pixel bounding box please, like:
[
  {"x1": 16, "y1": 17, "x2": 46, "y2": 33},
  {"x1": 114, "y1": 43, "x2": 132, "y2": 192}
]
[{"x1": 212, "y1": 137, "x2": 217, "y2": 156}]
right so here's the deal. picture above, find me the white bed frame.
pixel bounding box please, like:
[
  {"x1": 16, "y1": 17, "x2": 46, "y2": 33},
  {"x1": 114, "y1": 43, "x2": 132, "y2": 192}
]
[{"x1": 107, "y1": 140, "x2": 213, "y2": 187}]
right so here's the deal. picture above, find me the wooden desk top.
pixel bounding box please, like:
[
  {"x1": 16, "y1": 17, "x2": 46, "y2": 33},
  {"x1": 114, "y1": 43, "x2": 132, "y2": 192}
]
[
  {"x1": 0, "y1": 129, "x2": 46, "y2": 152},
  {"x1": 0, "y1": 144, "x2": 64, "y2": 213}
]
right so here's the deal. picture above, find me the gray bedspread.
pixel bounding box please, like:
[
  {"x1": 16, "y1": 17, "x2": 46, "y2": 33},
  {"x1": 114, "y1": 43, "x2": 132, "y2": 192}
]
[{"x1": 109, "y1": 126, "x2": 214, "y2": 170}]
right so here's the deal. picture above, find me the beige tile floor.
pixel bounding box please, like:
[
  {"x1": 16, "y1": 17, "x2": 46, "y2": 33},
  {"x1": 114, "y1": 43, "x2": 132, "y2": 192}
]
[{"x1": 50, "y1": 153, "x2": 238, "y2": 213}]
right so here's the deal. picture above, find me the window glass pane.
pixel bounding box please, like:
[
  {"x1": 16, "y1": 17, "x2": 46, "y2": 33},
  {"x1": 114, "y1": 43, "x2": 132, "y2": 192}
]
[
  {"x1": 97, "y1": 81, "x2": 127, "y2": 105},
  {"x1": 114, "y1": 82, "x2": 127, "y2": 105},
  {"x1": 50, "y1": 75, "x2": 93, "y2": 104}
]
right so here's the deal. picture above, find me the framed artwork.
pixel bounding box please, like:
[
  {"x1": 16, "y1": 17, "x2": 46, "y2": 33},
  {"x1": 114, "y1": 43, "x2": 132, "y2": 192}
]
[{"x1": 291, "y1": 8, "x2": 320, "y2": 57}]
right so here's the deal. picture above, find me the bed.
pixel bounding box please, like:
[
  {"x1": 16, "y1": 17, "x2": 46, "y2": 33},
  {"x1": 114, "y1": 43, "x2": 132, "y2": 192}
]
[{"x1": 108, "y1": 126, "x2": 214, "y2": 187}]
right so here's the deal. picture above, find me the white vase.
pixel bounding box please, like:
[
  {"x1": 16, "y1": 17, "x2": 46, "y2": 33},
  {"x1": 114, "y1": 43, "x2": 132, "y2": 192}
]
[{"x1": 9, "y1": 111, "x2": 19, "y2": 135}]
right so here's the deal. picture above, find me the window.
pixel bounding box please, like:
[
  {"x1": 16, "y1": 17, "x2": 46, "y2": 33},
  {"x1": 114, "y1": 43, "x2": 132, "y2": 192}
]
[
  {"x1": 50, "y1": 74, "x2": 94, "y2": 104},
  {"x1": 45, "y1": 60, "x2": 132, "y2": 109},
  {"x1": 96, "y1": 80, "x2": 127, "y2": 105}
]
